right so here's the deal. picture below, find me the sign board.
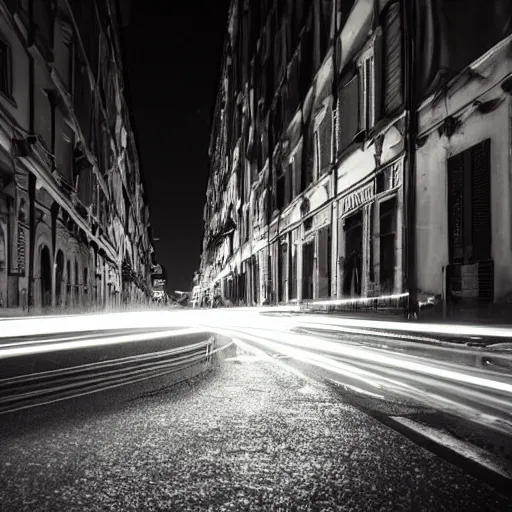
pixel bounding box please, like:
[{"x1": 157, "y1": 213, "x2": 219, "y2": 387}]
[
  {"x1": 153, "y1": 279, "x2": 166, "y2": 288},
  {"x1": 339, "y1": 182, "x2": 375, "y2": 216}
]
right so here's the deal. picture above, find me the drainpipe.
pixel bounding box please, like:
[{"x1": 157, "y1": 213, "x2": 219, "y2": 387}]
[
  {"x1": 332, "y1": 0, "x2": 339, "y2": 298},
  {"x1": 266, "y1": 112, "x2": 273, "y2": 305},
  {"x1": 28, "y1": 173, "x2": 36, "y2": 310},
  {"x1": 402, "y1": 0, "x2": 419, "y2": 319}
]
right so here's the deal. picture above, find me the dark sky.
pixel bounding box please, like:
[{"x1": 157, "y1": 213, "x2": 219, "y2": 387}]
[{"x1": 123, "y1": 0, "x2": 230, "y2": 292}]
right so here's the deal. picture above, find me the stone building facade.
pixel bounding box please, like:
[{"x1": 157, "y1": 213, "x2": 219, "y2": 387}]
[
  {"x1": 198, "y1": 0, "x2": 512, "y2": 318},
  {"x1": 0, "y1": 0, "x2": 154, "y2": 312}
]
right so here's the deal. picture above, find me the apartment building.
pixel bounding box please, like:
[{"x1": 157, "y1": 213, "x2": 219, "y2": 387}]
[
  {"x1": 199, "y1": 0, "x2": 512, "y2": 318},
  {"x1": 0, "y1": 0, "x2": 154, "y2": 311}
]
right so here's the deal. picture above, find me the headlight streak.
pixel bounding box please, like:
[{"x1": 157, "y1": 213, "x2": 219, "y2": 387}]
[
  {"x1": 341, "y1": 357, "x2": 512, "y2": 419},
  {"x1": 209, "y1": 326, "x2": 512, "y2": 435},
  {"x1": 295, "y1": 322, "x2": 450, "y2": 345},
  {"x1": 327, "y1": 379, "x2": 386, "y2": 400},
  {"x1": 0, "y1": 337, "x2": 217, "y2": 416},
  {"x1": 295, "y1": 315, "x2": 512, "y2": 340},
  {"x1": 2, "y1": 308, "x2": 512, "y2": 435},
  {"x1": 214, "y1": 327, "x2": 386, "y2": 391},
  {"x1": 227, "y1": 337, "x2": 314, "y2": 382},
  {"x1": 0, "y1": 327, "x2": 209, "y2": 359},
  {"x1": 226, "y1": 326, "x2": 512, "y2": 396}
]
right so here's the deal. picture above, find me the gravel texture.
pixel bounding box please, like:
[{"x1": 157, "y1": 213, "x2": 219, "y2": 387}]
[{"x1": 0, "y1": 346, "x2": 510, "y2": 511}]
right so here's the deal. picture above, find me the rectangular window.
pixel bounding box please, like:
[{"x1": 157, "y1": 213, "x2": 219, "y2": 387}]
[
  {"x1": 314, "y1": 130, "x2": 321, "y2": 179},
  {"x1": 0, "y1": 38, "x2": 13, "y2": 97},
  {"x1": 276, "y1": 171, "x2": 285, "y2": 210},
  {"x1": 383, "y1": 2, "x2": 403, "y2": 115},
  {"x1": 359, "y1": 54, "x2": 375, "y2": 132},
  {"x1": 338, "y1": 74, "x2": 359, "y2": 153}
]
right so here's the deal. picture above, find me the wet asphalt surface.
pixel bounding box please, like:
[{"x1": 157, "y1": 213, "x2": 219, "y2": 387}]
[{"x1": 0, "y1": 344, "x2": 511, "y2": 512}]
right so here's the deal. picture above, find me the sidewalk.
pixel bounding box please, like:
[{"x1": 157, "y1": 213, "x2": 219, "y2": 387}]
[{"x1": 302, "y1": 303, "x2": 512, "y2": 329}]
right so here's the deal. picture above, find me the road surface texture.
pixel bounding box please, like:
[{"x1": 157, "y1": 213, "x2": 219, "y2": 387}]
[{"x1": 1, "y1": 343, "x2": 510, "y2": 512}]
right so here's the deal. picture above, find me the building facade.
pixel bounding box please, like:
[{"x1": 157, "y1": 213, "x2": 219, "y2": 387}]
[
  {"x1": 151, "y1": 262, "x2": 168, "y2": 304},
  {"x1": 198, "y1": 0, "x2": 512, "y2": 317},
  {"x1": 0, "y1": 0, "x2": 154, "y2": 312}
]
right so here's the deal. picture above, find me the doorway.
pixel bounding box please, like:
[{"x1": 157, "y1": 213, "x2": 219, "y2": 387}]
[
  {"x1": 343, "y1": 211, "x2": 363, "y2": 296},
  {"x1": 55, "y1": 250, "x2": 64, "y2": 306},
  {"x1": 302, "y1": 239, "x2": 314, "y2": 300},
  {"x1": 40, "y1": 246, "x2": 52, "y2": 308}
]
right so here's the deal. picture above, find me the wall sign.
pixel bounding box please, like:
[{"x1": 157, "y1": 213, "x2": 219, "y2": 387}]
[{"x1": 339, "y1": 182, "x2": 375, "y2": 216}]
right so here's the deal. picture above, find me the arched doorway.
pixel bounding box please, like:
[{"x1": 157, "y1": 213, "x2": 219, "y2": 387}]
[
  {"x1": 40, "y1": 246, "x2": 52, "y2": 308},
  {"x1": 55, "y1": 250, "x2": 64, "y2": 307}
]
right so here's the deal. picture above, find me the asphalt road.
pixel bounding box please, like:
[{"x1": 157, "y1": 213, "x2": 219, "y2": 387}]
[{"x1": 0, "y1": 339, "x2": 511, "y2": 511}]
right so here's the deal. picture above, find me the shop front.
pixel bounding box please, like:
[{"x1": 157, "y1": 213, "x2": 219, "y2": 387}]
[{"x1": 336, "y1": 157, "x2": 404, "y2": 299}]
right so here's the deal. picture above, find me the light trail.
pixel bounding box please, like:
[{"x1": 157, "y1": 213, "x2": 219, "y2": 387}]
[{"x1": 0, "y1": 327, "x2": 209, "y2": 359}]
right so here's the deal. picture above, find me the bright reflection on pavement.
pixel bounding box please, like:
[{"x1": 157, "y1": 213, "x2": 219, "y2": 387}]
[{"x1": 1, "y1": 306, "x2": 511, "y2": 440}]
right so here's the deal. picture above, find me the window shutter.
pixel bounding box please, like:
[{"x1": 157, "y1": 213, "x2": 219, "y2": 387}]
[
  {"x1": 383, "y1": 2, "x2": 403, "y2": 115},
  {"x1": 470, "y1": 139, "x2": 491, "y2": 261},
  {"x1": 339, "y1": 75, "x2": 359, "y2": 152},
  {"x1": 319, "y1": 109, "x2": 332, "y2": 173},
  {"x1": 302, "y1": 119, "x2": 314, "y2": 189},
  {"x1": 447, "y1": 152, "x2": 465, "y2": 263}
]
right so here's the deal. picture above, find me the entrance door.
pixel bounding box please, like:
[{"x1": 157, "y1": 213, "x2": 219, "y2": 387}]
[
  {"x1": 55, "y1": 250, "x2": 64, "y2": 306},
  {"x1": 318, "y1": 225, "x2": 331, "y2": 298},
  {"x1": 40, "y1": 246, "x2": 52, "y2": 308},
  {"x1": 302, "y1": 240, "x2": 314, "y2": 300},
  {"x1": 278, "y1": 241, "x2": 287, "y2": 303},
  {"x1": 343, "y1": 211, "x2": 363, "y2": 296}
]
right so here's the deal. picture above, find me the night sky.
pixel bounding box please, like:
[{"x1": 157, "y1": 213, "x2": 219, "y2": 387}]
[{"x1": 123, "y1": 0, "x2": 230, "y2": 292}]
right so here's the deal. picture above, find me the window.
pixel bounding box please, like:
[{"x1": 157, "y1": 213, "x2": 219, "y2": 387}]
[
  {"x1": 382, "y1": 2, "x2": 403, "y2": 115},
  {"x1": 338, "y1": 74, "x2": 359, "y2": 153},
  {"x1": 314, "y1": 130, "x2": 321, "y2": 179},
  {"x1": 314, "y1": 107, "x2": 332, "y2": 176},
  {"x1": 276, "y1": 170, "x2": 285, "y2": 210},
  {"x1": 357, "y1": 33, "x2": 382, "y2": 133},
  {"x1": 359, "y1": 53, "x2": 375, "y2": 131},
  {"x1": 0, "y1": 37, "x2": 13, "y2": 97}
]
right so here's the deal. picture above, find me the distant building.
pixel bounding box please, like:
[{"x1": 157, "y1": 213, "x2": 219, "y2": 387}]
[
  {"x1": 0, "y1": 0, "x2": 153, "y2": 311},
  {"x1": 198, "y1": 0, "x2": 512, "y2": 319},
  {"x1": 151, "y1": 263, "x2": 168, "y2": 303}
]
